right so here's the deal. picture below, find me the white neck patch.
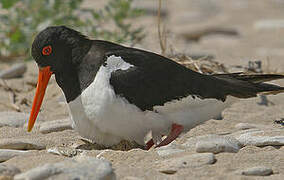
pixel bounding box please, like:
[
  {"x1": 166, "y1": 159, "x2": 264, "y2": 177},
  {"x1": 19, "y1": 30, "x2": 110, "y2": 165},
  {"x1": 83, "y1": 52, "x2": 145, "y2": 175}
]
[{"x1": 105, "y1": 55, "x2": 134, "y2": 72}]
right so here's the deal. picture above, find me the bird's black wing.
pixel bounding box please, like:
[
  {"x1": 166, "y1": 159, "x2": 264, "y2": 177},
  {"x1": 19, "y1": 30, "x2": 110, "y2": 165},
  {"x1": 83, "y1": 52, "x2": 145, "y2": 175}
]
[
  {"x1": 106, "y1": 48, "x2": 284, "y2": 111},
  {"x1": 107, "y1": 49, "x2": 225, "y2": 111}
]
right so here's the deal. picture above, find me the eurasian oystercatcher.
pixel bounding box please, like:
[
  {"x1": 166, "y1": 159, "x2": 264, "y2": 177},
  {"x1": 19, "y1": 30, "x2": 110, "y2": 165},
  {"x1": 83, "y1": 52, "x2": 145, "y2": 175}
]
[{"x1": 28, "y1": 26, "x2": 284, "y2": 150}]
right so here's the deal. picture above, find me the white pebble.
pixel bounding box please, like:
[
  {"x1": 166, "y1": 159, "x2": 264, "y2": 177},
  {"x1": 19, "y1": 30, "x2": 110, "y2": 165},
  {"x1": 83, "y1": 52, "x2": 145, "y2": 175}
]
[
  {"x1": 39, "y1": 118, "x2": 72, "y2": 134},
  {"x1": 0, "y1": 139, "x2": 45, "y2": 150},
  {"x1": 14, "y1": 157, "x2": 115, "y2": 180},
  {"x1": 239, "y1": 166, "x2": 273, "y2": 176}
]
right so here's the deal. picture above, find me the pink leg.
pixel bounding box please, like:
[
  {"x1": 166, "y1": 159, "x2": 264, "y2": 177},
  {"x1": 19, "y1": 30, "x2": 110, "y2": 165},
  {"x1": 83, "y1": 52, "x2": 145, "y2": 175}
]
[
  {"x1": 155, "y1": 123, "x2": 184, "y2": 148},
  {"x1": 145, "y1": 139, "x2": 154, "y2": 150}
]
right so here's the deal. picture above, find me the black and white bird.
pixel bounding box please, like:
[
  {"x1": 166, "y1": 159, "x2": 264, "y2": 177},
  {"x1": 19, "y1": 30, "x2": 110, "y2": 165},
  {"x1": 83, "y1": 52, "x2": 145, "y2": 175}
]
[{"x1": 28, "y1": 26, "x2": 284, "y2": 150}]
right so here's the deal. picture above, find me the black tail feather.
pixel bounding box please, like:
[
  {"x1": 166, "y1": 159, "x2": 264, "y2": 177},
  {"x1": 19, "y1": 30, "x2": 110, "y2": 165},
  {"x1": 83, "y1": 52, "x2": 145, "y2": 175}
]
[
  {"x1": 211, "y1": 73, "x2": 284, "y2": 99},
  {"x1": 213, "y1": 73, "x2": 284, "y2": 83}
]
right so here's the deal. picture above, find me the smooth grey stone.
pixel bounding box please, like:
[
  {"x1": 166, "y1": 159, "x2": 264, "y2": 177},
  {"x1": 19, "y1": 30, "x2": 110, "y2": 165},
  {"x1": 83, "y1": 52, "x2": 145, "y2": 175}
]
[
  {"x1": 0, "y1": 112, "x2": 29, "y2": 128},
  {"x1": 239, "y1": 166, "x2": 273, "y2": 176},
  {"x1": 14, "y1": 164, "x2": 60, "y2": 180},
  {"x1": 254, "y1": 19, "x2": 284, "y2": 30},
  {"x1": 0, "y1": 149, "x2": 28, "y2": 162},
  {"x1": 236, "y1": 130, "x2": 284, "y2": 146},
  {"x1": 0, "y1": 164, "x2": 21, "y2": 176},
  {"x1": 47, "y1": 147, "x2": 81, "y2": 157},
  {"x1": 14, "y1": 156, "x2": 115, "y2": 180},
  {"x1": 195, "y1": 135, "x2": 242, "y2": 153},
  {"x1": 0, "y1": 63, "x2": 27, "y2": 79},
  {"x1": 183, "y1": 134, "x2": 242, "y2": 153},
  {"x1": 234, "y1": 123, "x2": 267, "y2": 130},
  {"x1": 235, "y1": 123, "x2": 258, "y2": 130},
  {"x1": 156, "y1": 142, "x2": 185, "y2": 157},
  {"x1": 39, "y1": 119, "x2": 72, "y2": 134},
  {"x1": 159, "y1": 153, "x2": 215, "y2": 172},
  {"x1": 0, "y1": 139, "x2": 45, "y2": 150}
]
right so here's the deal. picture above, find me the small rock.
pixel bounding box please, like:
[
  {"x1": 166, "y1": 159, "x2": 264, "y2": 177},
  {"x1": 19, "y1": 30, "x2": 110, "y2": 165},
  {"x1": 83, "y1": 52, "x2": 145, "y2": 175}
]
[
  {"x1": 159, "y1": 169, "x2": 177, "y2": 175},
  {"x1": 235, "y1": 123, "x2": 260, "y2": 130},
  {"x1": 39, "y1": 119, "x2": 72, "y2": 134},
  {"x1": 239, "y1": 166, "x2": 273, "y2": 176},
  {"x1": 0, "y1": 139, "x2": 45, "y2": 150},
  {"x1": 159, "y1": 153, "x2": 215, "y2": 172},
  {"x1": 183, "y1": 134, "x2": 242, "y2": 153},
  {"x1": 0, "y1": 112, "x2": 30, "y2": 128},
  {"x1": 157, "y1": 148, "x2": 184, "y2": 157},
  {"x1": 0, "y1": 164, "x2": 21, "y2": 176},
  {"x1": 182, "y1": 136, "x2": 199, "y2": 150},
  {"x1": 14, "y1": 157, "x2": 115, "y2": 180},
  {"x1": 47, "y1": 147, "x2": 81, "y2": 157},
  {"x1": 14, "y1": 164, "x2": 60, "y2": 180},
  {"x1": 196, "y1": 135, "x2": 242, "y2": 153},
  {"x1": 236, "y1": 130, "x2": 284, "y2": 147},
  {"x1": 254, "y1": 19, "x2": 284, "y2": 30},
  {"x1": 0, "y1": 63, "x2": 27, "y2": 79},
  {"x1": 156, "y1": 142, "x2": 185, "y2": 157},
  {"x1": 230, "y1": 129, "x2": 261, "y2": 138},
  {"x1": 0, "y1": 149, "x2": 28, "y2": 162}
]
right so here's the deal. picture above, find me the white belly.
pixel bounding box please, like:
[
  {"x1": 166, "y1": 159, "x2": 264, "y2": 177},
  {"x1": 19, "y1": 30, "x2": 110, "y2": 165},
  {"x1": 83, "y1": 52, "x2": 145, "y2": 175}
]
[
  {"x1": 68, "y1": 56, "x2": 169, "y2": 146},
  {"x1": 67, "y1": 55, "x2": 237, "y2": 146}
]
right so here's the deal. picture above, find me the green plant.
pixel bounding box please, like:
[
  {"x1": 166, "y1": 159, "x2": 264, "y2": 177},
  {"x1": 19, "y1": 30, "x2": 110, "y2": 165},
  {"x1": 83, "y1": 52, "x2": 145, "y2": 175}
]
[
  {"x1": 0, "y1": 0, "x2": 144, "y2": 59},
  {"x1": 86, "y1": 0, "x2": 144, "y2": 45}
]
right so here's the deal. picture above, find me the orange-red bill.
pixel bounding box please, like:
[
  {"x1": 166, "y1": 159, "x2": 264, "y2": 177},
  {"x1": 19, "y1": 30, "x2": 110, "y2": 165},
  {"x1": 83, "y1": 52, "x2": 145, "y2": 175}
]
[{"x1": 27, "y1": 66, "x2": 53, "y2": 132}]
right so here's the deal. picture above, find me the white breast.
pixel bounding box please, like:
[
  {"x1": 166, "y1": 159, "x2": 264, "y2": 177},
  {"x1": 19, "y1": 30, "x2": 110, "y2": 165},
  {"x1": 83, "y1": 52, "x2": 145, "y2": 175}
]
[
  {"x1": 67, "y1": 55, "x2": 237, "y2": 146},
  {"x1": 68, "y1": 55, "x2": 169, "y2": 146}
]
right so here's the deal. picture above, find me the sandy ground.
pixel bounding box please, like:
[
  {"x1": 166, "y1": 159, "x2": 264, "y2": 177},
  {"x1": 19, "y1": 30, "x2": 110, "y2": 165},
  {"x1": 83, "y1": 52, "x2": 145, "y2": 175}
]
[{"x1": 1, "y1": 0, "x2": 284, "y2": 179}]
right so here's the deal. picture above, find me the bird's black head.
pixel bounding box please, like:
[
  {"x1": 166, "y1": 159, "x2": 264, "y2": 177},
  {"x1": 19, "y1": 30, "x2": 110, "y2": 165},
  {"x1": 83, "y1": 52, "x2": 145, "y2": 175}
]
[
  {"x1": 31, "y1": 25, "x2": 90, "y2": 72},
  {"x1": 28, "y1": 26, "x2": 91, "y2": 132}
]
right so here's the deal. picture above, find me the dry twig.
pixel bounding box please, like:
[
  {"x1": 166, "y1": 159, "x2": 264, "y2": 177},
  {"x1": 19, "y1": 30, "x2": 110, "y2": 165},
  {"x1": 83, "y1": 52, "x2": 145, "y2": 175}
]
[{"x1": 157, "y1": 0, "x2": 167, "y2": 55}]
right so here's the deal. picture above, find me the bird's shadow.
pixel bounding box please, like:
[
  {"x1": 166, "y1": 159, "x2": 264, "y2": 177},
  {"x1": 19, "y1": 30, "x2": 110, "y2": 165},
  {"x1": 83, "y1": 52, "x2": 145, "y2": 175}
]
[{"x1": 76, "y1": 138, "x2": 145, "y2": 151}]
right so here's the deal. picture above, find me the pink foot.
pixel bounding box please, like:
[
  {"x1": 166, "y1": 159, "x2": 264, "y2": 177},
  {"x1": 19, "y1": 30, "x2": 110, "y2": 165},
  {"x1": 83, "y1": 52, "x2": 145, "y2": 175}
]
[
  {"x1": 155, "y1": 123, "x2": 184, "y2": 148},
  {"x1": 145, "y1": 139, "x2": 154, "y2": 150}
]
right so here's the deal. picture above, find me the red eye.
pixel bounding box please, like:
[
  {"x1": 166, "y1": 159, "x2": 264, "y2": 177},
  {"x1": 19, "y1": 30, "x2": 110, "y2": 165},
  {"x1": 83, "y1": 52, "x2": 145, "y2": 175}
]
[{"x1": 42, "y1": 45, "x2": 52, "y2": 56}]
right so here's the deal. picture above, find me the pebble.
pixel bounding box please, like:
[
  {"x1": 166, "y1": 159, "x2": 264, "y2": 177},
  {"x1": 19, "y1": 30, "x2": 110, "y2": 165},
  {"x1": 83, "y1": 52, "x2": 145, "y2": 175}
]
[
  {"x1": 47, "y1": 147, "x2": 81, "y2": 157},
  {"x1": 156, "y1": 142, "x2": 185, "y2": 157},
  {"x1": 14, "y1": 156, "x2": 115, "y2": 180},
  {"x1": 239, "y1": 166, "x2": 273, "y2": 176},
  {"x1": 235, "y1": 123, "x2": 263, "y2": 130},
  {"x1": 0, "y1": 139, "x2": 45, "y2": 150},
  {"x1": 0, "y1": 63, "x2": 27, "y2": 79},
  {"x1": 196, "y1": 135, "x2": 242, "y2": 153},
  {"x1": 0, "y1": 164, "x2": 21, "y2": 176},
  {"x1": 236, "y1": 130, "x2": 284, "y2": 147},
  {"x1": 39, "y1": 118, "x2": 72, "y2": 134},
  {"x1": 254, "y1": 19, "x2": 284, "y2": 30},
  {"x1": 0, "y1": 112, "x2": 30, "y2": 128},
  {"x1": 183, "y1": 134, "x2": 242, "y2": 153},
  {"x1": 0, "y1": 149, "x2": 28, "y2": 162},
  {"x1": 159, "y1": 153, "x2": 215, "y2": 172}
]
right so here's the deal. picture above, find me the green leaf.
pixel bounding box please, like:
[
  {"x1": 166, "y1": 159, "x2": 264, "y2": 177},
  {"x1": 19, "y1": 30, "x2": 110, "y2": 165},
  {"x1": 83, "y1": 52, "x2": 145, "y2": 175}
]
[{"x1": 0, "y1": 0, "x2": 19, "y2": 9}]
